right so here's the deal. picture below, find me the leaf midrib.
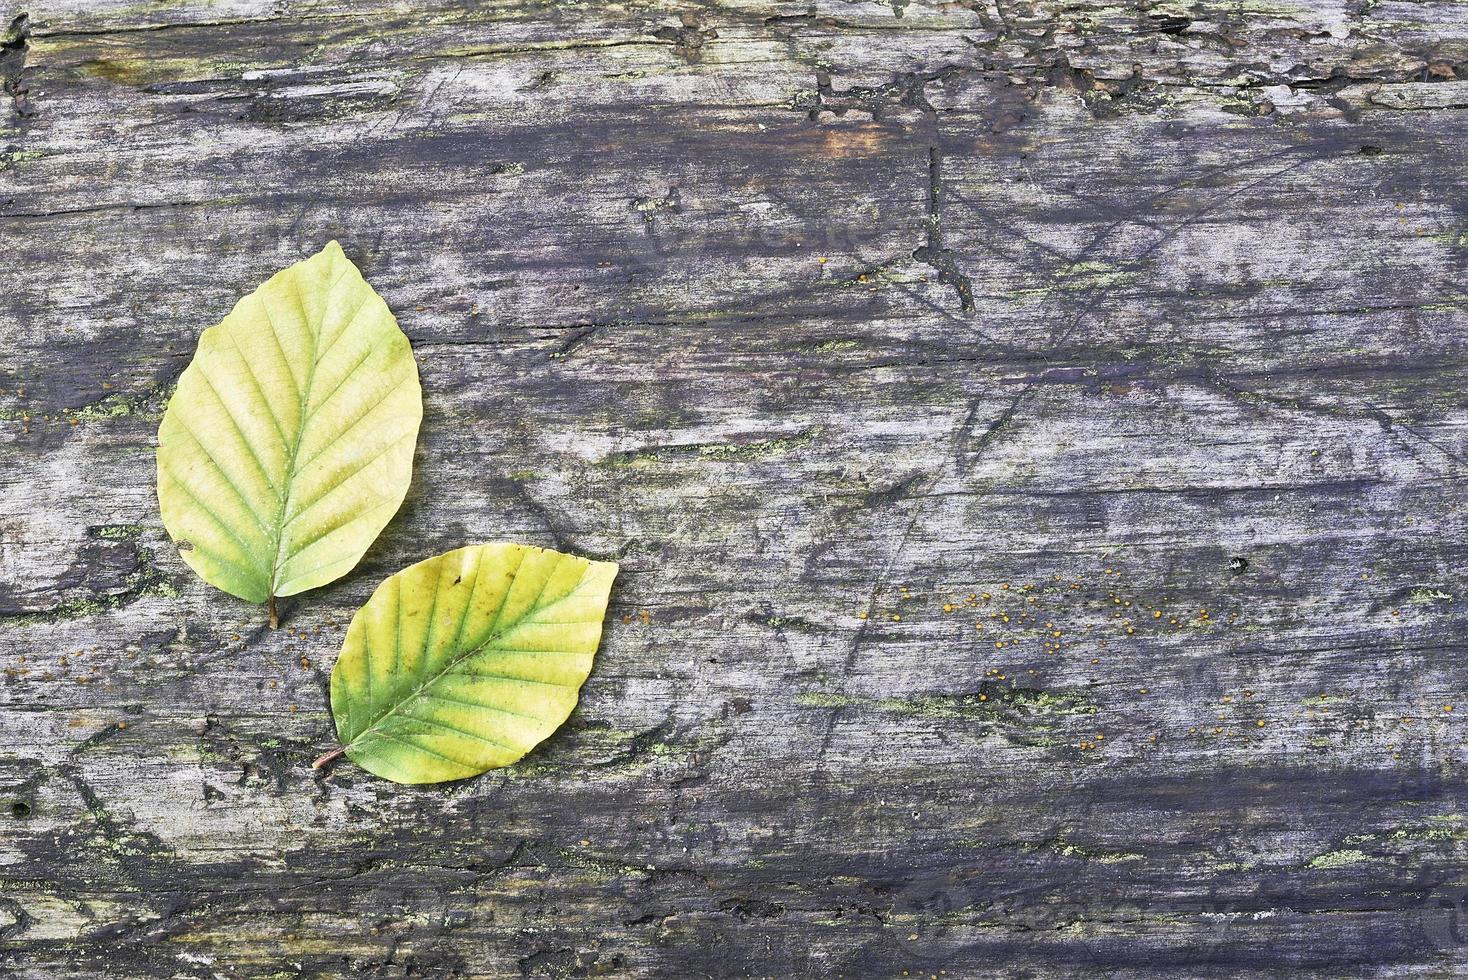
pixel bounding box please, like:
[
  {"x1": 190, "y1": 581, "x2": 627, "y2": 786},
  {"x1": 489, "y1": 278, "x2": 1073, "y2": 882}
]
[
  {"x1": 263, "y1": 281, "x2": 392, "y2": 588},
  {"x1": 265, "y1": 269, "x2": 323, "y2": 597},
  {"x1": 253, "y1": 258, "x2": 382, "y2": 597}
]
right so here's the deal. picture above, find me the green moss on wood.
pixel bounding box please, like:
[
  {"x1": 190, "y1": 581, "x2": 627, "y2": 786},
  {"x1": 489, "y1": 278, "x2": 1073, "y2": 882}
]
[{"x1": 1306, "y1": 848, "x2": 1370, "y2": 870}]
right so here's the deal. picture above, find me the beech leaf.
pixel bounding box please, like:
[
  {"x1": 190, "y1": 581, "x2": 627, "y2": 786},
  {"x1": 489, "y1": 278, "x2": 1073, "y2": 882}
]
[
  {"x1": 156, "y1": 242, "x2": 422, "y2": 623},
  {"x1": 317, "y1": 543, "x2": 619, "y2": 784}
]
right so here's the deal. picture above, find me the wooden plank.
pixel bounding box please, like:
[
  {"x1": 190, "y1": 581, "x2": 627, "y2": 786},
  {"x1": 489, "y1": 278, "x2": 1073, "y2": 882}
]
[{"x1": 3, "y1": 0, "x2": 1468, "y2": 975}]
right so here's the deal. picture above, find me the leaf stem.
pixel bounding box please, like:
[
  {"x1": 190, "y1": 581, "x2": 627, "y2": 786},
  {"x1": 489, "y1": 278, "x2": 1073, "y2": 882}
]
[
  {"x1": 268, "y1": 595, "x2": 279, "y2": 629},
  {"x1": 312, "y1": 745, "x2": 347, "y2": 771}
]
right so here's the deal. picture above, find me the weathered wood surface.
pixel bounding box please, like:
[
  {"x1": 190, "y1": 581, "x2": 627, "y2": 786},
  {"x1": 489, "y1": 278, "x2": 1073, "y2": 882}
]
[{"x1": 3, "y1": 0, "x2": 1468, "y2": 976}]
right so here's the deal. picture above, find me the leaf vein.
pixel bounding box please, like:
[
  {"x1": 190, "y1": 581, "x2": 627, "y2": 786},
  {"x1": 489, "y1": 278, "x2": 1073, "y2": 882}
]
[
  {"x1": 418, "y1": 689, "x2": 556, "y2": 721},
  {"x1": 361, "y1": 727, "x2": 480, "y2": 771},
  {"x1": 191, "y1": 363, "x2": 282, "y2": 500},
  {"x1": 265, "y1": 265, "x2": 325, "y2": 595},
  {"x1": 158, "y1": 464, "x2": 270, "y2": 580},
  {"x1": 394, "y1": 708, "x2": 525, "y2": 751},
  {"x1": 291, "y1": 374, "x2": 416, "y2": 475},
  {"x1": 220, "y1": 326, "x2": 291, "y2": 455},
  {"x1": 280, "y1": 429, "x2": 414, "y2": 532},
  {"x1": 164, "y1": 418, "x2": 273, "y2": 539}
]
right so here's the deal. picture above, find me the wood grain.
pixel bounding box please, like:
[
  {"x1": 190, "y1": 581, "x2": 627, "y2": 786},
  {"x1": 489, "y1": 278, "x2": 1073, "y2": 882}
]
[{"x1": 3, "y1": 1, "x2": 1468, "y2": 976}]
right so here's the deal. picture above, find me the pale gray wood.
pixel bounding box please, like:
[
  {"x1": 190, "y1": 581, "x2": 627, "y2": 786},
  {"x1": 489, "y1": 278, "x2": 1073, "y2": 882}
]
[{"x1": 3, "y1": 1, "x2": 1468, "y2": 976}]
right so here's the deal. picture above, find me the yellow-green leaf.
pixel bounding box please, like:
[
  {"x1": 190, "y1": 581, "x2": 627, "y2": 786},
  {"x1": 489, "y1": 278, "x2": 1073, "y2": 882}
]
[
  {"x1": 156, "y1": 242, "x2": 422, "y2": 614},
  {"x1": 321, "y1": 543, "x2": 619, "y2": 784}
]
